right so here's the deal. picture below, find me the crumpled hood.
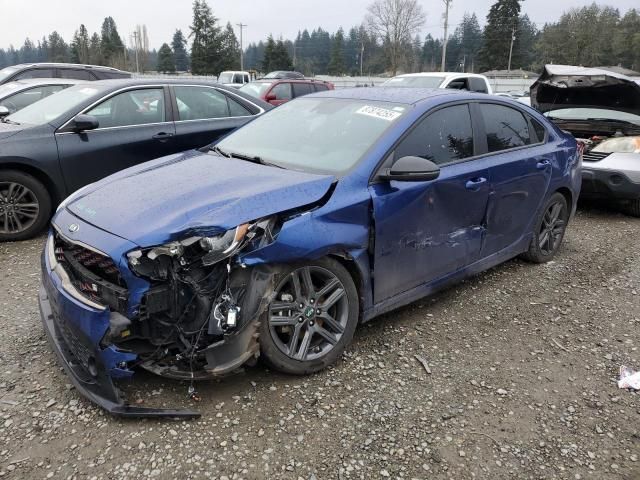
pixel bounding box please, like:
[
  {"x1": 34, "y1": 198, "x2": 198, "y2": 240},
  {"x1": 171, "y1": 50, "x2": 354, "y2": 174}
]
[
  {"x1": 0, "y1": 121, "x2": 25, "y2": 141},
  {"x1": 66, "y1": 149, "x2": 335, "y2": 246},
  {"x1": 531, "y1": 65, "x2": 640, "y2": 115}
]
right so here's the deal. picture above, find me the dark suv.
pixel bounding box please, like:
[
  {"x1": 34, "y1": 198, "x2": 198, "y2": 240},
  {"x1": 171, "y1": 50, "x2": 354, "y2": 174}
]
[
  {"x1": 239, "y1": 78, "x2": 334, "y2": 106},
  {"x1": 0, "y1": 63, "x2": 131, "y2": 85}
]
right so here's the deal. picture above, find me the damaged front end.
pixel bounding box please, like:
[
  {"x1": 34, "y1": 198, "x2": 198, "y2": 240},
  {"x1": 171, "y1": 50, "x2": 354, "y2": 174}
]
[
  {"x1": 121, "y1": 218, "x2": 279, "y2": 381},
  {"x1": 40, "y1": 212, "x2": 282, "y2": 418}
]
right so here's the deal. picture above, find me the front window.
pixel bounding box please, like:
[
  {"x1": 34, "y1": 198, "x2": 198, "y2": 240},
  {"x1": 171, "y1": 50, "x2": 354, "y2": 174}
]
[
  {"x1": 382, "y1": 76, "x2": 445, "y2": 88},
  {"x1": 545, "y1": 108, "x2": 640, "y2": 126},
  {"x1": 86, "y1": 88, "x2": 165, "y2": 128},
  {"x1": 239, "y1": 81, "x2": 274, "y2": 99},
  {"x1": 6, "y1": 85, "x2": 101, "y2": 125},
  {"x1": 217, "y1": 98, "x2": 410, "y2": 174}
]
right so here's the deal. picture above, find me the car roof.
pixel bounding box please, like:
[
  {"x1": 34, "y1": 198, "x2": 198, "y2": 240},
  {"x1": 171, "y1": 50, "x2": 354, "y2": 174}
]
[
  {"x1": 4, "y1": 63, "x2": 128, "y2": 73},
  {"x1": 11, "y1": 78, "x2": 87, "y2": 86},
  {"x1": 394, "y1": 72, "x2": 487, "y2": 80},
  {"x1": 308, "y1": 87, "x2": 472, "y2": 105}
]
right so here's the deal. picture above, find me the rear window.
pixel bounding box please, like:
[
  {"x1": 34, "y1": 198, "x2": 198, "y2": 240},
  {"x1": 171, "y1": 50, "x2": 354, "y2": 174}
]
[
  {"x1": 95, "y1": 71, "x2": 130, "y2": 79},
  {"x1": 480, "y1": 104, "x2": 532, "y2": 152}
]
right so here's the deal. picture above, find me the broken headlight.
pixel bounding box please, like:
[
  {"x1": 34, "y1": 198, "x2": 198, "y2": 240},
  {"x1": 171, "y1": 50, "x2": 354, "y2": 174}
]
[{"x1": 127, "y1": 218, "x2": 276, "y2": 276}]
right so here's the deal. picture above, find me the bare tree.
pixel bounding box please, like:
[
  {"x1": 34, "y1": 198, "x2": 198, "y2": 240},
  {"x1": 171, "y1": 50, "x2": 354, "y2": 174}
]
[{"x1": 366, "y1": 0, "x2": 426, "y2": 75}]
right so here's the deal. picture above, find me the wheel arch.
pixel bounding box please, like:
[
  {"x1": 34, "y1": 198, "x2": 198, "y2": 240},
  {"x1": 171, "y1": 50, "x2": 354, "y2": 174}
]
[
  {"x1": 555, "y1": 186, "x2": 573, "y2": 209},
  {"x1": 0, "y1": 161, "x2": 64, "y2": 205},
  {"x1": 328, "y1": 252, "x2": 368, "y2": 323}
]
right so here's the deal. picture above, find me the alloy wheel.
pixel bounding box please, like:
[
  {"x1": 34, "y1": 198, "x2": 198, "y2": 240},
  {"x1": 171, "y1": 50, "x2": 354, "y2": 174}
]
[
  {"x1": 538, "y1": 200, "x2": 566, "y2": 255},
  {"x1": 0, "y1": 182, "x2": 40, "y2": 234},
  {"x1": 268, "y1": 266, "x2": 349, "y2": 362}
]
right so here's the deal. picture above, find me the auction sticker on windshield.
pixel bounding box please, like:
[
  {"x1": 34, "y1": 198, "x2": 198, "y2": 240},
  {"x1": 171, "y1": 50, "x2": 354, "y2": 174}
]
[{"x1": 356, "y1": 105, "x2": 403, "y2": 122}]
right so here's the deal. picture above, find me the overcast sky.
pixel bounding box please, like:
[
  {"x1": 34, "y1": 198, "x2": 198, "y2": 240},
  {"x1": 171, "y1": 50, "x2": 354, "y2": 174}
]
[{"x1": 0, "y1": 0, "x2": 637, "y2": 51}]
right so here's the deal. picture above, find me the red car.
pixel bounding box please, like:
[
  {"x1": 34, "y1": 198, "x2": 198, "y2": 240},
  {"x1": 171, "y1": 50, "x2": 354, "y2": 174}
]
[{"x1": 239, "y1": 78, "x2": 334, "y2": 106}]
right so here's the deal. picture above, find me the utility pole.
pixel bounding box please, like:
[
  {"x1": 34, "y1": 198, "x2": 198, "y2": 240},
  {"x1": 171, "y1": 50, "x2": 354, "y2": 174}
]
[
  {"x1": 236, "y1": 23, "x2": 247, "y2": 70},
  {"x1": 507, "y1": 25, "x2": 516, "y2": 72},
  {"x1": 360, "y1": 40, "x2": 365, "y2": 77},
  {"x1": 132, "y1": 31, "x2": 140, "y2": 74},
  {"x1": 441, "y1": 0, "x2": 452, "y2": 73}
]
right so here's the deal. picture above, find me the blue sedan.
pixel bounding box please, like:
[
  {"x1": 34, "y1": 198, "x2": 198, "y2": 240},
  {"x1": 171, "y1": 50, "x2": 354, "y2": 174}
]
[{"x1": 40, "y1": 88, "x2": 582, "y2": 417}]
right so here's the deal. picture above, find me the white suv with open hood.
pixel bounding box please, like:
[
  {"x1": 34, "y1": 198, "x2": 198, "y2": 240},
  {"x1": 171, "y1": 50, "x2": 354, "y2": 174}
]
[{"x1": 531, "y1": 65, "x2": 640, "y2": 216}]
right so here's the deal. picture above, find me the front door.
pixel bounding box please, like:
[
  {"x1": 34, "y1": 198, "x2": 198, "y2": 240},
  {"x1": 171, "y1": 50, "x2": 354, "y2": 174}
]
[
  {"x1": 369, "y1": 104, "x2": 490, "y2": 303},
  {"x1": 56, "y1": 87, "x2": 176, "y2": 192}
]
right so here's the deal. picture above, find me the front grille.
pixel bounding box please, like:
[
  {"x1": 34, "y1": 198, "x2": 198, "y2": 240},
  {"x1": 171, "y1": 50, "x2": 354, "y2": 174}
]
[
  {"x1": 583, "y1": 151, "x2": 611, "y2": 162},
  {"x1": 54, "y1": 232, "x2": 128, "y2": 313}
]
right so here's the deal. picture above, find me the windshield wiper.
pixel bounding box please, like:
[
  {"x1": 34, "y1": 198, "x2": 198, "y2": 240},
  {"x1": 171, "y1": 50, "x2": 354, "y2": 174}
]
[
  {"x1": 0, "y1": 117, "x2": 19, "y2": 125},
  {"x1": 211, "y1": 145, "x2": 284, "y2": 169}
]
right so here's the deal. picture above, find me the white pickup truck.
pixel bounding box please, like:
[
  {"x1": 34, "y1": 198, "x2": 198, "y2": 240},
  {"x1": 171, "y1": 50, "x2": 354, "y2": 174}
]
[{"x1": 382, "y1": 72, "x2": 494, "y2": 95}]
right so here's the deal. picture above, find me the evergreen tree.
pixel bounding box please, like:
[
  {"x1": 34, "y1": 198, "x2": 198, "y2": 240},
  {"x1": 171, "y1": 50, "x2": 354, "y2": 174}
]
[
  {"x1": 328, "y1": 28, "x2": 346, "y2": 75},
  {"x1": 478, "y1": 0, "x2": 522, "y2": 71},
  {"x1": 20, "y1": 39, "x2": 38, "y2": 64},
  {"x1": 100, "y1": 17, "x2": 125, "y2": 68},
  {"x1": 157, "y1": 43, "x2": 175, "y2": 72},
  {"x1": 189, "y1": 0, "x2": 221, "y2": 75},
  {"x1": 88, "y1": 33, "x2": 102, "y2": 65},
  {"x1": 261, "y1": 36, "x2": 276, "y2": 72},
  {"x1": 70, "y1": 25, "x2": 90, "y2": 64},
  {"x1": 219, "y1": 22, "x2": 240, "y2": 71},
  {"x1": 172, "y1": 29, "x2": 190, "y2": 71},
  {"x1": 48, "y1": 31, "x2": 70, "y2": 63}
]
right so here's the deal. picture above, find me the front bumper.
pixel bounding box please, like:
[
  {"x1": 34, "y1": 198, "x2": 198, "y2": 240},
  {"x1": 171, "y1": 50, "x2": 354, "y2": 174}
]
[
  {"x1": 581, "y1": 168, "x2": 640, "y2": 200},
  {"x1": 39, "y1": 221, "x2": 200, "y2": 418}
]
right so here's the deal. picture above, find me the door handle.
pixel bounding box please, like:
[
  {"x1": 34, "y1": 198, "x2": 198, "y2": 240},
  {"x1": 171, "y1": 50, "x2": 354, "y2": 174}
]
[
  {"x1": 465, "y1": 177, "x2": 487, "y2": 190},
  {"x1": 153, "y1": 132, "x2": 174, "y2": 142},
  {"x1": 537, "y1": 159, "x2": 551, "y2": 170}
]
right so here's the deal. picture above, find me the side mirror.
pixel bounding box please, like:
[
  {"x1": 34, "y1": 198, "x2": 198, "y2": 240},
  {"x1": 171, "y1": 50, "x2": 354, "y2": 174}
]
[
  {"x1": 0, "y1": 106, "x2": 10, "y2": 118},
  {"x1": 379, "y1": 156, "x2": 441, "y2": 182},
  {"x1": 70, "y1": 114, "x2": 99, "y2": 133},
  {"x1": 265, "y1": 93, "x2": 277, "y2": 102}
]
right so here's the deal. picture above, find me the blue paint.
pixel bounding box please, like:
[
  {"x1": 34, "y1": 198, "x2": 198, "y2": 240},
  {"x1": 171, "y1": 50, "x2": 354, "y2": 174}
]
[{"x1": 43, "y1": 88, "x2": 581, "y2": 402}]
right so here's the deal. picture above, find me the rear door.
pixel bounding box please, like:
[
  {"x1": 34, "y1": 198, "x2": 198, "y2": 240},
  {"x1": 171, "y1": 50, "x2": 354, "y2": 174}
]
[
  {"x1": 171, "y1": 85, "x2": 256, "y2": 151},
  {"x1": 370, "y1": 103, "x2": 491, "y2": 303},
  {"x1": 55, "y1": 86, "x2": 176, "y2": 192},
  {"x1": 475, "y1": 102, "x2": 553, "y2": 255}
]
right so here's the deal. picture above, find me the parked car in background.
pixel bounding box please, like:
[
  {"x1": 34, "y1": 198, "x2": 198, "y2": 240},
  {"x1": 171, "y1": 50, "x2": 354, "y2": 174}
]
[
  {"x1": 0, "y1": 63, "x2": 131, "y2": 85},
  {"x1": 531, "y1": 65, "x2": 640, "y2": 216},
  {"x1": 39, "y1": 87, "x2": 580, "y2": 416},
  {"x1": 218, "y1": 71, "x2": 252, "y2": 88},
  {"x1": 0, "y1": 79, "x2": 270, "y2": 241},
  {"x1": 262, "y1": 71, "x2": 305, "y2": 80},
  {"x1": 382, "y1": 72, "x2": 493, "y2": 94},
  {"x1": 0, "y1": 78, "x2": 84, "y2": 115},
  {"x1": 239, "y1": 78, "x2": 334, "y2": 106}
]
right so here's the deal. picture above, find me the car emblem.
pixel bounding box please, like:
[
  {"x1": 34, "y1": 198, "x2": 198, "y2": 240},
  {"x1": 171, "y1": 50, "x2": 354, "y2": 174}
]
[
  {"x1": 68, "y1": 224, "x2": 80, "y2": 233},
  {"x1": 304, "y1": 306, "x2": 315, "y2": 318}
]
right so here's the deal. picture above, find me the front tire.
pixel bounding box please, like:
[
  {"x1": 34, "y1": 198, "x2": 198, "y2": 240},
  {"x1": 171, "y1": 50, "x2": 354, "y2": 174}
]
[
  {"x1": 0, "y1": 170, "x2": 51, "y2": 242},
  {"x1": 259, "y1": 257, "x2": 359, "y2": 375},
  {"x1": 521, "y1": 192, "x2": 569, "y2": 264}
]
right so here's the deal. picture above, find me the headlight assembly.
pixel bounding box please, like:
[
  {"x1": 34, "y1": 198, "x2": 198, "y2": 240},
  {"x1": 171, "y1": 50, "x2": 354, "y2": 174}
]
[{"x1": 200, "y1": 223, "x2": 250, "y2": 266}]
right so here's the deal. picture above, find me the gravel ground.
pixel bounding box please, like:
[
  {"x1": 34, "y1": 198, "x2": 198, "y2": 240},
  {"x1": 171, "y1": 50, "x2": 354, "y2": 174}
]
[{"x1": 0, "y1": 203, "x2": 639, "y2": 480}]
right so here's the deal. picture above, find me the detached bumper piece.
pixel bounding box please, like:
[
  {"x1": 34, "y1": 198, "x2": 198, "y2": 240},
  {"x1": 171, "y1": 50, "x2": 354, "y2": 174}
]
[{"x1": 581, "y1": 169, "x2": 640, "y2": 200}]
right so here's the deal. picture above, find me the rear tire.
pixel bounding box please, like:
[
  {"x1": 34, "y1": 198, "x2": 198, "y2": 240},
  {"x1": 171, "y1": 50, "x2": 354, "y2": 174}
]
[
  {"x1": 0, "y1": 170, "x2": 51, "y2": 242},
  {"x1": 619, "y1": 199, "x2": 640, "y2": 217},
  {"x1": 259, "y1": 257, "x2": 359, "y2": 375},
  {"x1": 520, "y1": 192, "x2": 569, "y2": 264}
]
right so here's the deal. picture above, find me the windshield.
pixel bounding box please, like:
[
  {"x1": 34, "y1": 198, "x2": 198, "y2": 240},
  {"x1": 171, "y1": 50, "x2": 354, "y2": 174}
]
[
  {"x1": 0, "y1": 67, "x2": 18, "y2": 84},
  {"x1": 217, "y1": 97, "x2": 409, "y2": 174},
  {"x1": 239, "y1": 81, "x2": 273, "y2": 98},
  {"x1": 382, "y1": 76, "x2": 445, "y2": 88},
  {"x1": 545, "y1": 108, "x2": 640, "y2": 126},
  {"x1": 218, "y1": 72, "x2": 234, "y2": 83},
  {"x1": 6, "y1": 85, "x2": 101, "y2": 125}
]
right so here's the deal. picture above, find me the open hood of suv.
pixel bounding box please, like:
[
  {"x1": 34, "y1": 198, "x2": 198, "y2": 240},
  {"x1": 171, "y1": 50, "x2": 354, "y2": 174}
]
[{"x1": 531, "y1": 65, "x2": 640, "y2": 116}]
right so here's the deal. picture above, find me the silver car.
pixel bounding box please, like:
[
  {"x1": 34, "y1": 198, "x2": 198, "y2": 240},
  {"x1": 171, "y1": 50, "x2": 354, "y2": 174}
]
[
  {"x1": 532, "y1": 65, "x2": 640, "y2": 216},
  {"x1": 0, "y1": 78, "x2": 84, "y2": 115}
]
